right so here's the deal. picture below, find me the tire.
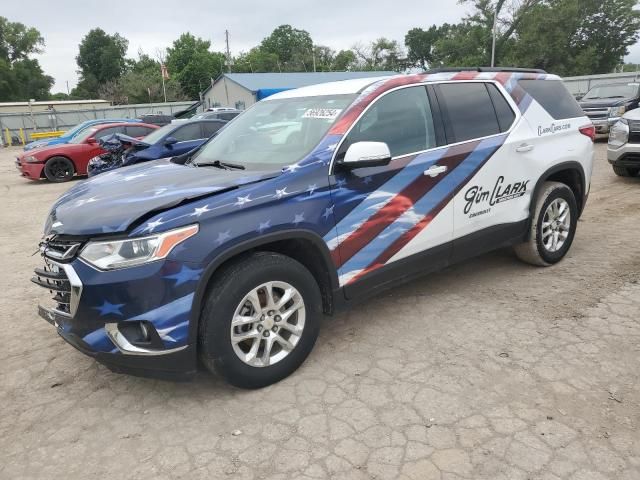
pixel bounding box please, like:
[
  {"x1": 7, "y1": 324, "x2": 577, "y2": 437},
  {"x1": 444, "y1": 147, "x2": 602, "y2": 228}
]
[
  {"x1": 612, "y1": 165, "x2": 639, "y2": 177},
  {"x1": 43, "y1": 156, "x2": 75, "y2": 182},
  {"x1": 514, "y1": 181, "x2": 578, "y2": 266},
  {"x1": 198, "y1": 252, "x2": 322, "y2": 389}
]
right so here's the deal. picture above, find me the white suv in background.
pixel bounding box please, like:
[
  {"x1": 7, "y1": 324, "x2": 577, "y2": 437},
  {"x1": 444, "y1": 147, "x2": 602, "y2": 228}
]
[{"x1": 608, "y1": 109, "x2": 640, "y2": 177}]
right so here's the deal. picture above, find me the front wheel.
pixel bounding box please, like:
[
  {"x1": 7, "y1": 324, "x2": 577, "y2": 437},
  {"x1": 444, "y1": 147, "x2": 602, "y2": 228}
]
[
  {"x1": 613, "y1": 165, "x2": 639, "y2": 177},
  {"x1": 43, "y1": 156, "x2": 75, "y2": 182},
  {"x1": 514, "y1": 181, "x2": 578, "y2": 266},
  {"x1": 198, "y1": 252, "x2": 321, "y2": 388}
]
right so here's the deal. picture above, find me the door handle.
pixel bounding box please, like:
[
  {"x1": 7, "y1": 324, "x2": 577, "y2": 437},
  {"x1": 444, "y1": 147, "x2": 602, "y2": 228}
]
[
  {"x1": 424, "y1": 165, "x2": 448, "y2": 177},
  {"x1": 516, "y1": 143, "x2": 534, "y2": 153}
]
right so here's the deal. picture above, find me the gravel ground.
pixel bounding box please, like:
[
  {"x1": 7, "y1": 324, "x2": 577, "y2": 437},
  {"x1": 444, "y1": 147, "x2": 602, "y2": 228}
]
[{"x1": 0, "y1": 143, "x2": 639, "y2": 480}]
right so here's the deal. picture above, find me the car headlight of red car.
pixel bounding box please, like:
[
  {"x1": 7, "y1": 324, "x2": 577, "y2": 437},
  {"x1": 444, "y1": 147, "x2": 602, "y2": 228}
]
[{"x1": 23, "y1": 155, "x2": 42, "y2": 163}]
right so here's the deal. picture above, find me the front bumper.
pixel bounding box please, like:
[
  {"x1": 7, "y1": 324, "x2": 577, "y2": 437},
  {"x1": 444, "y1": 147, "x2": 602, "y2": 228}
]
[
  {"x1": 607, "y1": 141, "x2": 640, "y2": 167},
  {"x1": 16, "y1": 157, "x2": 45, "y2": 180},
  {"x1": 33, "y1": 254, "x2": 199, "y2": 380}
]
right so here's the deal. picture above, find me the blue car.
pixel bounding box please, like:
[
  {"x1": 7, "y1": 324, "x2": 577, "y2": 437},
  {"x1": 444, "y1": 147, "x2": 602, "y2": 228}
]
[
  {"x1": 24, "y1": 118, "x2": 140, "y2": 151},
  {"x1": 120, "y1": 119, "x2": 227, "y2": 166}
]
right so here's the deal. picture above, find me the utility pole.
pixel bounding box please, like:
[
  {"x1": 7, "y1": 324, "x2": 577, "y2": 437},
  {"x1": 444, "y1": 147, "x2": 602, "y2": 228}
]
[
  {"x1": 225, "y1": 30, "x2": 232, "y2": 73},
  {"x1": 66, "y1": 81, "x2": 70, "y2": 96},
  {"x1": 491, "y1": 7, "x2": 498, "y2": 67}
]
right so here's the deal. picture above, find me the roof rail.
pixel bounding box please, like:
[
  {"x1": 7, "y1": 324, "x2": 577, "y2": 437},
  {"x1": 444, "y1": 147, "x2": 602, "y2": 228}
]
[{"x1": 426, "y1": 67, "x2": 547, "y2": 74}]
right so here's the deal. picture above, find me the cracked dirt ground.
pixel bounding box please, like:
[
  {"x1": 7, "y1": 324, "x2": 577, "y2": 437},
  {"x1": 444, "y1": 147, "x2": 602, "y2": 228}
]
[{"x1": 1, "y1": 143, "x2": 639, "y2": 480}]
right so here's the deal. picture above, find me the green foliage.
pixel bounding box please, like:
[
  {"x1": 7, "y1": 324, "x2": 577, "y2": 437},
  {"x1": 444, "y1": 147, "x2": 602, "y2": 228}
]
[
  {"x1": 353, "y1": 38, "x2": 404, "y2": 71},
  {"x1": 405, "y1": 26, "x2": 443, "y2": 69},
  {"x1": 75, "y1": 28, "x2": 128, "y2": 96},
  {"x1": 260, "y1": 25, "x2": 314, "y2": 71},
  {"x1": 0, "y1": 17, "x2": 52, "y2": 101},
  {"x1": 166, "y1": 33, "x2": 226, "y2": 99}
]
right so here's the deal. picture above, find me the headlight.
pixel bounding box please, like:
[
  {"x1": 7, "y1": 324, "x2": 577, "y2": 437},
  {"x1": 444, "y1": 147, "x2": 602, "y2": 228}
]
[
  {"x1": 608, "y1": 118, "x2": 629, "y2": 148},
  {"x1": 80, "y1": 224, "x2": 199, "y2": 270},
  {"x1": 24, "y1": 155, "x2": 41, "y2": 163},
  {"x1": 609, "y1": 105, "x2": 626, "y2": 117}
]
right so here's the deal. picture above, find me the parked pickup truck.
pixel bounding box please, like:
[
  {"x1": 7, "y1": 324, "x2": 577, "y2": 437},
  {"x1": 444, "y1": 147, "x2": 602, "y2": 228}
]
[{"x1": 578, "y1": 82, "x2": 640, "y2": 137}]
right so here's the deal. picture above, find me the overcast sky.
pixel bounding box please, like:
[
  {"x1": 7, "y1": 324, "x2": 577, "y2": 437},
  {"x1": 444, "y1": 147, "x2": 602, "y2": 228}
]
[{"x1": 4, "y1": 0, "x2": 640, "y2": 93}]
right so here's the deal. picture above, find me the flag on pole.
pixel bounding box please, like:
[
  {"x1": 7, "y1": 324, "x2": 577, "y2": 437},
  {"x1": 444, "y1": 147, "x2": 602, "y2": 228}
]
[{"x1": 160, "y1": 64, "x2": 169, "y2": 79}]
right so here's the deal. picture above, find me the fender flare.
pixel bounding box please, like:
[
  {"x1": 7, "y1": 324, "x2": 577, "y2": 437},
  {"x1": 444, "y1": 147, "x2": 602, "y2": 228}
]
[
  {"x1": 527, "y1": 161, "x2": 587, "y2": 229},
  {"x1": 187, "y1": 229, "x2": 339, "y2": 345}
]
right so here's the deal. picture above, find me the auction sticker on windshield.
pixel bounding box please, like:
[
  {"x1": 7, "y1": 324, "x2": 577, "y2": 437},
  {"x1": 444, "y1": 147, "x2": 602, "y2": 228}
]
[{"x1": 302, "y1": 108, "x2": 342, "y2": 119}]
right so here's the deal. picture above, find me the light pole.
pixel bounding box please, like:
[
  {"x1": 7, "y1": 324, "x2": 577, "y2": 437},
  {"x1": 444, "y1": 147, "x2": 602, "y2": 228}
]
[{"x1": 491, "y1": 7, "x2": 498, "y2": 67}]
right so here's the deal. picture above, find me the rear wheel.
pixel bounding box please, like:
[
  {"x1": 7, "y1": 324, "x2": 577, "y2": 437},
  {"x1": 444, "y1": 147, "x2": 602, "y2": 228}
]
[
  {"x1": 612, "y1": 165, "x2": 639, "y2": 177},
  {"x1": 198, "y1": 252, "x2": 321, "y2": 388},
  {"x1": 514, "y1": 181, "x2": 578, "y2": 266},
  {"x1": 43, "y1": 156, "x2": 75, "y2": 182}
]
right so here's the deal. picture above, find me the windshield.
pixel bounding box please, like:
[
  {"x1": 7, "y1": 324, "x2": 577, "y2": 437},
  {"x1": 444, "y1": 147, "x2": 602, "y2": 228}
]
[
  {"x1": 63, "y1": 121, "x2": 91, "y2": 139},
  {"x1": 583, "y1": 84, "x2": 639, "y2": 100},
  {"x1": 141, "y1": 124, "x2": 175, "y2": 144},
  {"x1": 191, "y1": 94, "x2": 356, "y2": 170},
  {"x1": 70, "y1": 127, "x2": 98, "y2": 144}
]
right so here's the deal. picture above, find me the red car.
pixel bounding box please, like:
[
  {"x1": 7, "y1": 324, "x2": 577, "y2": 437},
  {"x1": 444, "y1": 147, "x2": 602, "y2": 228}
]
[{"x1": 16, "y1": 122, "x2": 159, "y2": 182}]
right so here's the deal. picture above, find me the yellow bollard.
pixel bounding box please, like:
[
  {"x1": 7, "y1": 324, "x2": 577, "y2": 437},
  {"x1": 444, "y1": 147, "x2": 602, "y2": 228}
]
[
  {"x1": 4, "y1": 128, "x2": 11, "y2": 146},
  {"x1": 19, "y1": 128, "x2": 25, "y2": 146}
]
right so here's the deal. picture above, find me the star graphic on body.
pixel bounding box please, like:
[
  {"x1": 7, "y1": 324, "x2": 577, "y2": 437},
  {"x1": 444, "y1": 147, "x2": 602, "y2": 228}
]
[
  {"x1": 235, "y1": 195, "x2": 251, "y2": 207},
  {"x1": 322, "y1": 205, "x2": 335, "y2": 220},
  {"x1": 216, "y1": 230, "x2": 231, "y2": 245},
  {"x1": 362, "y1": 176, "x2": 373, "y2": 185},
  {"x1": 336, "y1": 178, "x2": 347, "y2": 189},
  {"x1": 283, "y1": 163, "x2": 300, "y2": 173},
  {"x1": 293, "y1": 213, "x2": 305, "y2": 225},
  {"x1": 163, "y1": 265, "x2": 203, "y2": 286},
  {"x1": 190, "y1": 205, "x2": 211, "y2": 217},
  {"x1": 76, "y1": 196, "x2": 99, "y2": 206},
  {"x1": 123, "y1": 173, "x2": 146, "y2": 181},
  {"x1": 51, "y1": 221, "x2": 63, "y2": 229},
  {"x1": 93, "y1": 300, "x2": 124, "y2": 316},
  {"x1": 257, "y1": 220, "x2": 271, "y2": 234},
  {"x1": 275, "y1": 187, "x2": 288, "y2": 199},
  {"x1": 143, "y1": 218, "x2": 165, "y2": 232},
  {"x1": 307, "y1": 184, "x2": 317, "y2": 196}
]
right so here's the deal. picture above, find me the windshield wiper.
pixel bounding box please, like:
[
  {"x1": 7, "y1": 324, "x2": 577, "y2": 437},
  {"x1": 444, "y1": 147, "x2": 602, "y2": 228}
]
[
  {"x1": 195, "y1": 160, "x2": 245, "y2": 170},
  {"x1": 603, "y1": 95, "x2": 625, "y2": 98}
]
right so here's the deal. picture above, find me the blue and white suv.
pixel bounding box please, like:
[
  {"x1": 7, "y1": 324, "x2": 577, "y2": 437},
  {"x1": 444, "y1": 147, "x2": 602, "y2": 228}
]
[{"x1": 33, "y1": 68, "x2": 594, "y2": 387}]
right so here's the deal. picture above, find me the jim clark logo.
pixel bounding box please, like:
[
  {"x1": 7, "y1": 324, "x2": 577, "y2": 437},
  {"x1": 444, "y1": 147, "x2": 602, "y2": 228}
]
[
  {"x1": 464, "y1": 176, "x2": 530, "y2": 216},
  {"x1": 538, "y1": 122, "x2": 571, "y2": 136}
]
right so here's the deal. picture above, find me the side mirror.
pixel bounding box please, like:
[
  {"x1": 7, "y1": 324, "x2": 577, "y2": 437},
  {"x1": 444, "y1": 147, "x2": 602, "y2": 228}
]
[
  {"x1": 87, "y1": 137, "x2": 97, "y2": 144},
  {"x1": 164, "y1": 136, "x2": 178, "y2": 146},
  {"x1": 339, "y1": 141, "x2": 392, "y2": 169}
]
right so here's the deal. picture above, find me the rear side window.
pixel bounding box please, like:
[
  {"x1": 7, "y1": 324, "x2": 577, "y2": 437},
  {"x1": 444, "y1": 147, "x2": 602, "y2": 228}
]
[
  {"x1": 172, "y1": 123, "x2": 204, "y2": 142},
  {"x1": 518, "y1": 80, "x2": 583, "y2": 119},
  {"x1": 437, "y1": 83, "x2": 501, "y2": 143},
  {"x1": 487, "y1": 84, "x2": 516, "y2": 132}
]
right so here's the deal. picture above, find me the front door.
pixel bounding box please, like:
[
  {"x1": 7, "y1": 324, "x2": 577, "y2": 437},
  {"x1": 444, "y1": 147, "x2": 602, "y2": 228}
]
[{"x1": 326, "y1": 85, "x2": 455, "y2": 297}]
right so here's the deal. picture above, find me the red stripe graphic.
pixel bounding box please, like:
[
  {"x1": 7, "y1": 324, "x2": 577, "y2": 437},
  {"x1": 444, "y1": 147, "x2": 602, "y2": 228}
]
[
  {"x1": 346, "y1": 140, "x2": 504, "y2": 285},
  {"x1": 333, "y1": 142, "x2": 479, "y2": 268}
]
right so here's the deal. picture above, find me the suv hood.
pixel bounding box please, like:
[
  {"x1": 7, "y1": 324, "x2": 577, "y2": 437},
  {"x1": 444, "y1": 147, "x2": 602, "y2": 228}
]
[
  {"x1": 579, "y1": 97, "x2": 632, "y2": 108},
  {"x1": 46, "y1": 159, "x2": 276, "y2": 236}
]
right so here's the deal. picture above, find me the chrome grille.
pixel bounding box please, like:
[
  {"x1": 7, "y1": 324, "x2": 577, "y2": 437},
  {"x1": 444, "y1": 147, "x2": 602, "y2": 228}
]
[
  {"x1": 629, "y1": 120, "x2": 640, "y2": 143},
  {"x1": 582, "y1": 107, "x2": 608, "y2": 120},
  {"x1": 40, "y1": 237, "x2": 82, "y2": 261},
  {"x1": 32, "y1": 260, "x2": 73, "y2": 316}
]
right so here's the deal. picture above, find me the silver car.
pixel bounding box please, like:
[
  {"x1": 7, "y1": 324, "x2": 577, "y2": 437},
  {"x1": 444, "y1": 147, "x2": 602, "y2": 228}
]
[{"x1": 608, "y1": 108, "x2": 640, "y2": 177}]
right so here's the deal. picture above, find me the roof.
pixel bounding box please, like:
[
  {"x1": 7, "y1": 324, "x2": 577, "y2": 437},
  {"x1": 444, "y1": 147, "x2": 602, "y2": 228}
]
[
  {"x1": 210, "y1": 72, "x2": 395, "y2": 93},
  {"x1": 267, "y1": 76, "x2": 396, "y2": 100}
]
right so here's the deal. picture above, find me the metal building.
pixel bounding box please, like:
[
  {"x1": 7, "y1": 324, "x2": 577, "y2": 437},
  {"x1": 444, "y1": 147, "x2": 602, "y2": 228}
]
[{"x1": 201, "y1": 72, "x2": 395, "y2": 110}]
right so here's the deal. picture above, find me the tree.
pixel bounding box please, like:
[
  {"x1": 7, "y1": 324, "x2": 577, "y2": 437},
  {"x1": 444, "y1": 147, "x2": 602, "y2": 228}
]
[
  {"x1": 405, "y1": 26, "x2": 442, "y2": 69},
  {"x1": 75, "y1": 28, "x2": 128, "y2": 97},
  {"x1": 353, "y1": 38, "x2": 405, "y2": 71},
  {"x1": 0, "y1": 17, "x2": 52, "y2": 101},
  {"x1": 333, "y1": 49, "x2": 358, "y2": 71},
  {"x1": 260, "y1": 25, "x2": 314, "y2": 71},
  {"x1": 233, "y1": 48, "x2": 280, "y2": 72},
  {"x1": 166, "y1": 33, "x2": 226, "y2": 99}
]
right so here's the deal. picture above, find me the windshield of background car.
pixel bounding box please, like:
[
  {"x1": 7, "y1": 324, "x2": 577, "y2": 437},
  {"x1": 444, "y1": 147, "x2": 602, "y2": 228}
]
[
  {"x1": 191, "y1": 94, "x2": 357, "y2": 170},
  {"x1": 583, "y1": 84, "x2": 639, "y2": 100},
  {"x1": 64, "y1": 121, "x2": 90, "y2": 138},
  {"x1": 141, "y1": 124, "x2": 175, "y2": 144},
  {"x1": 70, "y1": 127, "x2": 98, "y2": 144}
]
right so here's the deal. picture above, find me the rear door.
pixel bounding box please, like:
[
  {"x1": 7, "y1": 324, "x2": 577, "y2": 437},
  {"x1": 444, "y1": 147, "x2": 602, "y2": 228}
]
[{"x1": 434, "y1": 81, "x2": 534, "y2": 255}]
